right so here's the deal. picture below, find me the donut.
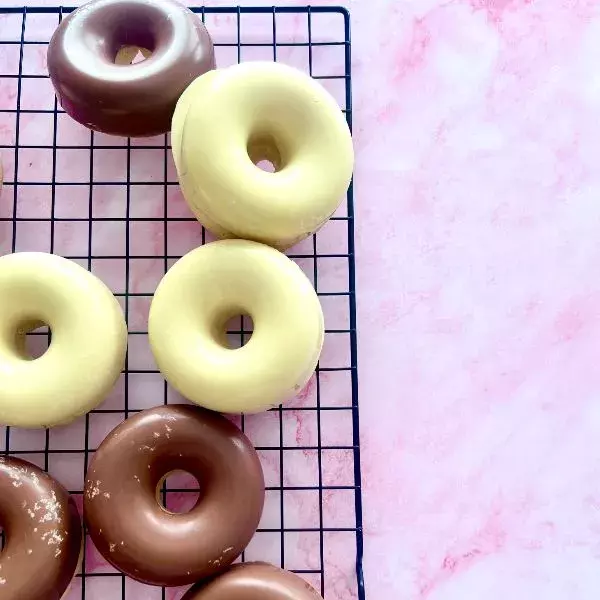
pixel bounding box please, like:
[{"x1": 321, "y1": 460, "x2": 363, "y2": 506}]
[
  {"x1": 0, "y1": 456, "x2": 83, "y2": 599},
  {"x1": 171, "y1": 62, "x2": 354, "y2": 250},
  {"x1": 0, "y1": 252, "x2": 127, "y2": 428},
  {"x1": 181, "y1": 563, "x2": 324, "y2": 600},
  {"x1": 47, "y1": 0, "x2": 215, "y2": 137},
  {"x1": 84, "y1": 404, "x2": 265, "y2": 587},
  {"x1": 148, "y1": 240, "x2": 324, "y2": 413}
]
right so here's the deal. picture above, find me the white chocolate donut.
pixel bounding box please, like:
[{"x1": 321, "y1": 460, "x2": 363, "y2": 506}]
[
  {"x1": 171, "y1": 62, "x2": 354, "y2": 250},
  {"x1": 148, "y1": 240, "x2": 324, "y2": 413},
  {"x1": 0, "y1": 252, "x2": 128, "y2": 428}
]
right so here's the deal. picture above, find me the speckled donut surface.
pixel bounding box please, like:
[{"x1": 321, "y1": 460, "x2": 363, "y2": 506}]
[
  {"x1": 83, "y1": 405, "x2": 265, "y2": 587},
  {"x1": 0, "y1": 455, "x2": 83, "y2": 599}
]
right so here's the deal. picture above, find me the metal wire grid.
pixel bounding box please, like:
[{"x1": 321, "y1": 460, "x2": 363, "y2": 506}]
[{"x1": 0, "y1": 5, "x2": 363, "y2": 599}]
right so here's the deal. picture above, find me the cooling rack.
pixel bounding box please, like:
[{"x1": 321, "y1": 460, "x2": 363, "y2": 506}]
[{"x1": 0, "y1": 5, "x2": 363, "y2": 599}]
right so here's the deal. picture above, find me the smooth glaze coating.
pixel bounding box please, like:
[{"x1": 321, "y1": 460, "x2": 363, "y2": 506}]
[
  {"x1": 172, "y1": 62, "x2": 354, "y2": 250},
  {"x1": 47, "y1": 0, "x2": 215, "y2": 137},
  {"x1": 0, "y1": 456, "x2": 83, "y2": 599},
  {"x1": 84, "y1": 405, "x2": 265, "y2": 587},
  {"x1": 182, "y1": 563, "x2": 324, "y2": 600},
  {"x1": 0, "y1": 252, "x2": 127, "y2": 428},
  {"x1": 148, "y1": 240, "x2": 324, "y2": 413}
]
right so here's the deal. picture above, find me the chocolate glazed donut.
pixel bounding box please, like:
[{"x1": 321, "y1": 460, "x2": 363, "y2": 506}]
[
  {"x1": 0, "y1": 456, "x2": 83, "y2": 599},
  {"x1": 182, "y1": 563, "x2": 324, "y2": 600},
  {"x1": 47, "y1": 0, "x2": 215, "y2": 137},
  {"x1": 84, "y1": 405, "x2": 265, "y2": 587}
]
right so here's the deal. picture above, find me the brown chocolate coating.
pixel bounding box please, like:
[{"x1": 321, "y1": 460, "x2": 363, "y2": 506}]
[
  {"x1": 84, "y1": 405, "x2": 265, "y2": 587},
  {"x1": 0, "y1": 456, "x2": 83, "y2": 599},
  {"x1": 182, "y1": 563, "x2": 324, "y2": 600},
  {"x1": 47, "y1": 0, "x2": 215, "y2": 137}
]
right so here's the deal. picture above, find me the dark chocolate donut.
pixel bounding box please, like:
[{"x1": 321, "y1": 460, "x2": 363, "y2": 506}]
[
  {"x1": 83, "y1": 405, "x2": 265, "y2": 587},
  {"x1": 0, "y1": 456, "x2": 83, "y2": 599},
  {"x1": 47, "y1": 0, "x2": 215, "y2": 137},
  {"x1": 182, "y1": 562, "x2": 324, "y2": 600}
]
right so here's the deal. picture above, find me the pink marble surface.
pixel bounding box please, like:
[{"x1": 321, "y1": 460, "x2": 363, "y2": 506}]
[
  {"x1": 353, "y1": 1, "x2": 600, "y2": 598},
  {"x1": 2, "y1": 0, "x2": 599, "y2": 598}
]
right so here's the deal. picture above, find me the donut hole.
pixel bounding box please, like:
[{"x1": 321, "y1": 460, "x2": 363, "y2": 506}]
[
  {"x1": 247, "y1": 133, "x2": 285, "y2": 173},
  {"x1": 14, "y1": 319, "x2": 51, "y2": 360},
  {"x1": 156, "y1": 470, "x2": 200, "y2": 514},
  {"x1": 114, "y1": 45, "x2": 152, "y2": 65},
  {"x1": 256, "y1": 159, "x2": 276, "y2": 173},
  {"x1": 213, "y1": 313, "x2": 254, "y2": 349}
]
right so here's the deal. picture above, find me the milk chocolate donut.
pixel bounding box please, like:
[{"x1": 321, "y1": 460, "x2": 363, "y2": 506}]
[
  {"x1": 0, "y1": 456, "x2": 83, "y2": 599},
  {"x1": 47, "y1": 0, "x2": 215, "y2": 137},
  {"x1": 182, "y1": 563, "x2": 324, "y2": 600},
  {"x1": 84, "y1": 405, "x2": 265, "y2": 587}
]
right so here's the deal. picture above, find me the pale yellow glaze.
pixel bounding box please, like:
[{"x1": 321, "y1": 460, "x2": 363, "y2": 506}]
[
  {"x1": 171, "y1": 62, "x2": 354, "y2": 250},
  {"x1": 0, "y1": 252, "x2": 128, "y2": 428},
  {"x1": 170, "y1": 71, "x2": 225, "y2": 236},
  {"x1": 148, "y1": 239, "x2": 324, "y2": 413}
]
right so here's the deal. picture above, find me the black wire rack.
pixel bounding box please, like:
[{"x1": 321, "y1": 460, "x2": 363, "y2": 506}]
[{"x1": 0, "y1": 5, "x2": 363, "y2": 600}]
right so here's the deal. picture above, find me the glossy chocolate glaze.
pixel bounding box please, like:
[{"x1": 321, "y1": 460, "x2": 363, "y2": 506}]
[
  {"x1": 0, "y1": 456, "x2": 83, "y2": 600},
  {"x1": 47, "y1": 0, "x2": 215, "y2": 137},
  {"x1": 84, "y1": 405, "x2": 265, "y2": 587},
  {"x1": 182, "y1": 562, "x2": 324, "y2": 600}
]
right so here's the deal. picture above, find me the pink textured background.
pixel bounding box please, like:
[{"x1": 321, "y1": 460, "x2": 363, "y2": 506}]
[{"x1": 3, "y1": 0, "x2": 600, "y2": 598}]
